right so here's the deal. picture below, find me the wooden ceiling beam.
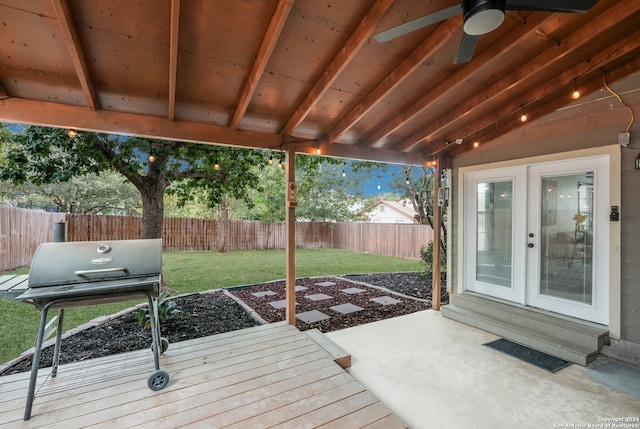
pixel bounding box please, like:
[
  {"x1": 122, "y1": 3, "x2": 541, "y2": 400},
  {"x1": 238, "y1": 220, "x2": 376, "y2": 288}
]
[
  {"x1": 0, "y1": 97, "x2": 426, "y2": 165},
  {"x1": 280, "y1": 0, "x2": 395, "y2": 135},
  {"x1": 361, "y1": 13, "x2": 553, "y2": 148},
  {"x1": 168, "y1": 0, "x2": 181, "y2": 121},
  {"x1": 447, "y1": 51, "x2": 640, "y2": 158},
  {"x1": 327, "y1": 20, "x2": 459, "y2": 143},
  {"x1": 430, "y1": 24, "x2": 640, "y2": 157},
  {"x1": 0, "y1": 98, "x2": 281, "y2": 149},
  {"x1": 50, "y1": 0, "x2": 98, "y2": 111},
  {"x1": 396, "y1": 0, "x2": 640, "y2": 152},
  {"x1": 230, "y1": 0, "x2": 293, "y2": 129}
]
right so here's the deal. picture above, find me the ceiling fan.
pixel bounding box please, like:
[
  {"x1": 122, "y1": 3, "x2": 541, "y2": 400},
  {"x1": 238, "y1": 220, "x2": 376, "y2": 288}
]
[{"x1": 374, "y1": 0, "x2": 600, "y2": 64}]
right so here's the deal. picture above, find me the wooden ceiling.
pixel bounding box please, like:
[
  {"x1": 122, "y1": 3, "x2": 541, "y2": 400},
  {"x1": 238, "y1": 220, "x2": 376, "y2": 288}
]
[{"x1": 0, "y1": 0, "x2": 639, "y2": 166}]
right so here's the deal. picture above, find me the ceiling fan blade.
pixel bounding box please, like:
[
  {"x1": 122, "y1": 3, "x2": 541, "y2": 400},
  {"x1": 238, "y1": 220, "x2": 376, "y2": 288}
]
[
  {"x1": 505, "y1": 0, "x2": 599, "y2": 13},
  {"x1": 374, "y1": 4, "x2": 462, "y2": 43},
  {"x1": 454, "y1": 33, "x2": 479, "y2": 64}
]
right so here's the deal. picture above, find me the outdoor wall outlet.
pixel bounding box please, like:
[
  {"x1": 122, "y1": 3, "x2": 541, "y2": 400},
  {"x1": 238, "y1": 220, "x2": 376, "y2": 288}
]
[{"x1": 618, "y1": 132, "x2": 630, "y2": 147}]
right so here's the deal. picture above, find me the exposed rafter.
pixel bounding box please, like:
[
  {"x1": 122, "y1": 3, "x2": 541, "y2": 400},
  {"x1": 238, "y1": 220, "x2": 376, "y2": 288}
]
[
  {"x1": 361, "y1": 13, "x2": 553, "y2": 149},
  {"x1": 328, "y1": 20, "x2": 459, "y2": 143},
  {"x1": 446, "y1": 35, "x2": 640, "y2": 157},
  {"x1": 50, "y1": 0, "x2": 98, "y2": 111},
  {"x1": 0, "y1": 0, "x2": 636, "y2": 163},
  {"x1": 280, "y1": 0, "x2": 394, "y2": 135},
  {"x1": 230, "y1": 0, "x2": 293, "y2": 129},
  {"x1": 398, "y1": 0, "x2": 640, "y2": 153},
  {"x1": 168, "y1": 0, "x2": 181, "y2": 121}
]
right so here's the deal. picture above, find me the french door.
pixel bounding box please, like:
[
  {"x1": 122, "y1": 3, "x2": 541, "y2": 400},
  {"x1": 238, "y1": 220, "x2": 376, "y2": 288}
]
[{"x1": 464, "y1": 155, "x2": 609, "y2": 324}]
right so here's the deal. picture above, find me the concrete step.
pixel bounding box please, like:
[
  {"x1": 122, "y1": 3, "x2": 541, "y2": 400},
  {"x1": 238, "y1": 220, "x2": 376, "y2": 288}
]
[{"x1": 441, "y1": 292, "x2": 609, "y2": 366}]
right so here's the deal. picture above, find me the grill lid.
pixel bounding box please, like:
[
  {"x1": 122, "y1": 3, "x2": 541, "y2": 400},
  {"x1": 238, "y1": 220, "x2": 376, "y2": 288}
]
[{"x1": 28, "y1": 239, "x2": 162, "y2": 288}]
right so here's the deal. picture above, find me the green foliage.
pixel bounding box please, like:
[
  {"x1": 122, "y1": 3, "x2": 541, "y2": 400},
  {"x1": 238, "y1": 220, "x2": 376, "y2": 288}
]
[
  {"x1": 419, "y1": 241, "x2": 446, "y2": 278},
  {"x1": 1, "y1": 172, "x2": 141, "y2": 214},
  {"x1": 137, "y1": 291, "x2": 186, "y2": 329}
]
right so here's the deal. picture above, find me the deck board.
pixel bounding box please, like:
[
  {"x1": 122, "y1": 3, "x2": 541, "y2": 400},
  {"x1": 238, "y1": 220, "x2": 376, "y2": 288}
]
[{"x1": 0, "y1": 322, "x2": 406, "y2": 428}]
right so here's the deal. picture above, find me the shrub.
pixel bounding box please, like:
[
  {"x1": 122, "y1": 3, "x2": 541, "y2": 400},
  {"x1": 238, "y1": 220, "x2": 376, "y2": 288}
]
[
  {"x1": 419, "y1": 241, "x2": 446, "y2": 279},
  {"x1": 137, "y1": 291, "x2": 186, "y2": 329}
]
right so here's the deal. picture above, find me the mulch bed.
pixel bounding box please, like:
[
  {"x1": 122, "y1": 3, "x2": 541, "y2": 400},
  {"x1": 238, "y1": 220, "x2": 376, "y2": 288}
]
[
  {"x1": 0, "y1": 272, "x2": 447, "y2": 376},
  {"x1": 228, "y1": 275, "x2": 434, "y2": 333}
]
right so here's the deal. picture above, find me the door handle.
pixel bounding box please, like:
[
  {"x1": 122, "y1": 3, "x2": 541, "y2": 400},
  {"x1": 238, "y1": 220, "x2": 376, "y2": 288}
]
[{"x1": 527, "y1": 243, "x2": 534, "y2": 248}]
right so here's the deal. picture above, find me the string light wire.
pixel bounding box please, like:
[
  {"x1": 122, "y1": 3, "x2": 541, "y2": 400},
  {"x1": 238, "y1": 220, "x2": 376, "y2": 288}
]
[{"x1": 602, "y1": 69, "x2": 634, "y2": 133}]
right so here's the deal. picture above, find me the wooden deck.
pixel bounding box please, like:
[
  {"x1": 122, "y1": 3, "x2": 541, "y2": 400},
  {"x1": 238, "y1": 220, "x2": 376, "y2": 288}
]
[{"x1": 0, "y1": 322, "x2": 406, "y2": 428}]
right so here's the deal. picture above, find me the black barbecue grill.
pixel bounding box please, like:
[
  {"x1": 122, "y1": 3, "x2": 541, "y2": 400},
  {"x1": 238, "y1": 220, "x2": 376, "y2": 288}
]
[{"x1": 16, "y1": 238, "x2": 169, "y2": 421}]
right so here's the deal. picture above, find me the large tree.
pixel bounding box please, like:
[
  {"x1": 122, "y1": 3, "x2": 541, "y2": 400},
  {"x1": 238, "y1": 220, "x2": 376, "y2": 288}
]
[
  {"x1": 0, "y1": 172, "x2": 141, "y2": 214},
  {"x1": 1, "y1": 126, "x2": 266, "y2": 239}
]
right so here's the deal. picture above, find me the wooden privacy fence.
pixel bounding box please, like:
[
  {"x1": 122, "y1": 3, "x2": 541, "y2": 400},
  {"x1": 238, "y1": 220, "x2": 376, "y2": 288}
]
[
  {"x1": 0, "y1": 206, "x2": 67, "y2": 272},
  {"x1": 0, "y1": 210, "x2": 434, "y2": 271}
]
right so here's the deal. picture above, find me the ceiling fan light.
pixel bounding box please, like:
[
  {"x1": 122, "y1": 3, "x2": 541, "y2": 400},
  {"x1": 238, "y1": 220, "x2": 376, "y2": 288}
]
[{"x1": 463, "y1": 1, "x2": 505, "y2": 36}]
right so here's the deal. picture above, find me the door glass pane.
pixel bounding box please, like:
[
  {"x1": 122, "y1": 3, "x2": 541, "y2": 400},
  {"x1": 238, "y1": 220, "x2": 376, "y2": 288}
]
[
  {"x1": 476, "y1": 181, "x2": 513, "y2": 287},
  {"x1": 539, "y1": 174, "x2": 593, "y2": 304}
]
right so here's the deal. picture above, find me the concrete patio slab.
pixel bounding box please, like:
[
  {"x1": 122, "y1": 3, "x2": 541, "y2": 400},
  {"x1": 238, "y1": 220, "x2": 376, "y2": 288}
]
[
  {"x1": 315, "y1": 281, "x2": 337, "y2": 287},
  {"x1": 326, "y1": 310, "x2": 640, "y2": 429},
  {"x1": 295, "y1": 285, "x2": 308, "y2": 292}
]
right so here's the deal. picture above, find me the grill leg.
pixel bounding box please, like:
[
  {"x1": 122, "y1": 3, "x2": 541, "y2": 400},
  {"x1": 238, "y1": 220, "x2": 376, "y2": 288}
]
[
  {"x1": 24, "y1": 306, "x2": 50, "y2": 421},
  {"x1": 147, "y1": 296, "x2": 160, "y2": 371},
  {"x1": 51, "y1": 309, "x2": 65, "y2": 378}
]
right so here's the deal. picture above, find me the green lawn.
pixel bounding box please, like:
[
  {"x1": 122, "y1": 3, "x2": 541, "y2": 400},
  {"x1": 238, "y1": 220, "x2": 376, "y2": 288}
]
[{"x1": 0, "y1": 249, "x2": 421, "y2": 365}]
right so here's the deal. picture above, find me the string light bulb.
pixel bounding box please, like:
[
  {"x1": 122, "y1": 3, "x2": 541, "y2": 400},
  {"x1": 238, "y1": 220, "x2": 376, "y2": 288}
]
[
  {"x1": 342, "y1": 169, "x2": 346, "y2": 177},
  {"x1": 278, "y1": 158, "x2": 283, "y2": 169},
  {"x1": 571, "y1": 79, "x2": 581, "y2": 100},
  {"x1": 377, "y1": 182, "x2": 381, "y2": 190},
  {"x1": 473, "y1": 140, "x2": 480, "y2": 149},
  {"x1": 214, "y1": 159, "x2": 220, "y2": 170},
  {"x1": 67, "y1": 128, "x2": 77, "y2": 138},
  {"x1": 268, "y1": 153, "x2": 273, "y2": 165},
  {"x1": 147, "y1": 142, "x2": 155, "y2": 163},
  {"x1": 520, "y1": 106, "x2": 528, "y2": 122},
  {"x1": 405, "y1": 172, "x2": 410, "y2": 185}
]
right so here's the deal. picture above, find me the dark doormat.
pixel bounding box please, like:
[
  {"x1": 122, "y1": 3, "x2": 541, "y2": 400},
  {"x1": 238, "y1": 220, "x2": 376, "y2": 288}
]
[{"x1": 484, "y1": 338, "x2": 572, "y2": 373}]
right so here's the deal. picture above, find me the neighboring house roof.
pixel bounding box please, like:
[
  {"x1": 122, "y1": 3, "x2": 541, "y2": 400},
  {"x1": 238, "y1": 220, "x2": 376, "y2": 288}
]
[{"x1": 367, "y1": 200, "x2": 418, "y2": 223}]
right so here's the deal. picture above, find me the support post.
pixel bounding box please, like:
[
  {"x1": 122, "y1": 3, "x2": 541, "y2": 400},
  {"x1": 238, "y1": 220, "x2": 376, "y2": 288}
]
[
  {"x1": 285, "y1": 145, "x2": 297, "y2": 324},
  {"x1": 432, "y1": 159, "x2": 442, "y2": 311}
]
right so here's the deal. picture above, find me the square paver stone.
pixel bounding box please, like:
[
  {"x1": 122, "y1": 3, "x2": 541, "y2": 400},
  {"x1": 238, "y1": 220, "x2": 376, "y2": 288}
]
[
  {"x1": 269, "y1": 299, "x2": 296, "y2": 309},
  {"x1": 296, "y1": 310, "x2": 330, "y2": 323},
  {"x1": 252, "y1": 290, "x2": 277, "y2": 298},
  {"x1": 295, "y1": 285, "x2": 308, "y2": 292},
  {"x1": 370, "y1": 296, "x2": 401, "y2": 306},
  {"x1": 315, "y1": 281, "x2": 337, "y2": 287},
  {"x1": 305, "y1": 293, "x2": 333, "y2": 301},
  {"x1": 341, "y1": 287, "x2": 366, "y2": 294},
  {"x1": 330, "y1": 303, "x2": 364, "y2": 315}
]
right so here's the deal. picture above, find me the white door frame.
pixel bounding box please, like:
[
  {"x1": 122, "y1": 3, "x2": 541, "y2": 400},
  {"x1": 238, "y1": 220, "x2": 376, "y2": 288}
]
[{"x1": 462, "y1": 154, "x2": 610, "y2": 324}]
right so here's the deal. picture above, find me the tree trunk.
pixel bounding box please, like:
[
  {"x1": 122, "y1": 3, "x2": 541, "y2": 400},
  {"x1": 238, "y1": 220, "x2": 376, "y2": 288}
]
[
  {"x1": 140, "y1": 186, "x2": 165, "y2": 239},
  {"x1": 217, "y1": 195, "x2": 229, "y2": 253}
]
